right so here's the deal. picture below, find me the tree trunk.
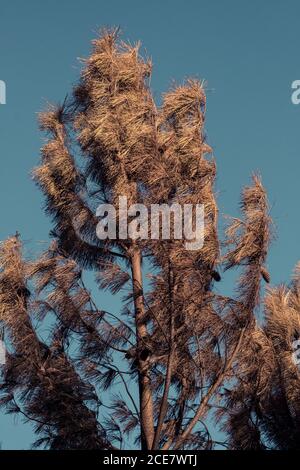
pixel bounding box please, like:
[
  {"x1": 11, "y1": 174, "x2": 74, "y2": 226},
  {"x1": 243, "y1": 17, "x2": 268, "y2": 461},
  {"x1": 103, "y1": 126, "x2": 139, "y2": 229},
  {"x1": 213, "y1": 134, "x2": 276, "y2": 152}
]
[{"x1": 131, "y1": 247, "x2": 154, "y2": 449}]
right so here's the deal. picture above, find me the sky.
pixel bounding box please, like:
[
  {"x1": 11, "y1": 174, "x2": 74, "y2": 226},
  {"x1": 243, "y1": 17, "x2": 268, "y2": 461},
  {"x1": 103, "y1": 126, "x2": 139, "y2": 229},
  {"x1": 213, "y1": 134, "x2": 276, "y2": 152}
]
[{"x1": 0, "y1": 0, "x2": 300, "y2": 449}]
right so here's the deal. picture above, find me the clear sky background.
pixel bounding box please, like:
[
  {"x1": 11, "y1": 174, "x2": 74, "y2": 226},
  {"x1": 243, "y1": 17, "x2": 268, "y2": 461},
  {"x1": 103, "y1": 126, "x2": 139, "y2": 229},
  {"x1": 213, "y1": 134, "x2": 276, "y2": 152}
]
[{"x1": 0, "y1": 0, "x2": 300, "y2": 449}]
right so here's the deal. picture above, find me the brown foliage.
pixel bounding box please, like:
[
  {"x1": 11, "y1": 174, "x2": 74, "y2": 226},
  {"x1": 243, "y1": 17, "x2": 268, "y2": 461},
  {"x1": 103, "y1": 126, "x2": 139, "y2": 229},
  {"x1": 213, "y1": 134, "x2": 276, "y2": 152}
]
[{"x1": 0, "y1": 29, "x2": 299, "y2": 450}]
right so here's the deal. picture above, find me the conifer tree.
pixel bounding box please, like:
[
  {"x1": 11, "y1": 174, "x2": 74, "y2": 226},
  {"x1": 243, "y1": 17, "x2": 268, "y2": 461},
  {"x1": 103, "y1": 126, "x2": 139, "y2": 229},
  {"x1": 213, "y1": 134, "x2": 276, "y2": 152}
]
[
  {"x1": 223, "y1": 264, "x2": 300, "y2": 449},
  {"x1": 1, "y1": 29, "x2": 297, "y2": 451}
]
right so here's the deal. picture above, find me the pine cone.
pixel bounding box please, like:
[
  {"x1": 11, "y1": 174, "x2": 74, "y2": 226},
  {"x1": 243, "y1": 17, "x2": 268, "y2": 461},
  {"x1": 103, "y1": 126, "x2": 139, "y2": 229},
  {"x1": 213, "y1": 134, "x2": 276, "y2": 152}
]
[{"x1": 261, "y1": 267, "x2": 270, "y2": 283}]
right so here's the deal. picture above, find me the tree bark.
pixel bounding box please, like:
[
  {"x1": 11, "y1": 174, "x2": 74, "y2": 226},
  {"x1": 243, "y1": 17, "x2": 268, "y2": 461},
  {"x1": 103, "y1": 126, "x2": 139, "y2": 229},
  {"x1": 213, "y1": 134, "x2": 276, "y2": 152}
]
[{"x1": 131, "y1": 247, "x2": 154, "y2": 449}]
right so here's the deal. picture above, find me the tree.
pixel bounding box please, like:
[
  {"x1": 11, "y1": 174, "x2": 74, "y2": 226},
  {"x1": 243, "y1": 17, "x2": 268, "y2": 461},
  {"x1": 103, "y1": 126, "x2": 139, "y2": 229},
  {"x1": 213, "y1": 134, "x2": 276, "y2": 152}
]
[
  {"x1": 0, "y1": 29, "x2": 298, "y2": 450},
  {"x1": 223, "y1": 265, "x2": 300, "y2": 450}
]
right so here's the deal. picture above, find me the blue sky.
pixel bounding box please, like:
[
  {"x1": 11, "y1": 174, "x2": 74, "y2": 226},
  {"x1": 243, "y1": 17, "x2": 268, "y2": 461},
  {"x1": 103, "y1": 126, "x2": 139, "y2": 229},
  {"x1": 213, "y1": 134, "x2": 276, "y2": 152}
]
[{"x1": 0, "y1": 0, "x2": 300, "y2": 448}]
